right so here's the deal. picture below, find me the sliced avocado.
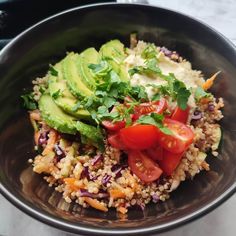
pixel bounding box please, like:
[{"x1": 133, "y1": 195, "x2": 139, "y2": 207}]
[
  {"x1": 63, "y1": 52, "x2": 93, "y2": 98},
  {"x1": 79, "y1": 48, "x2": 100, "y2": 87},
  {"x1": 75, "y1": 121, "x2": 104, "y2": 150},
  {"x1": 212, "y1": 127, "x2": 222, "y2": 150},
  {"x1": 48, "y1": 62, "x2": 90, "y2": 119},
  {"x1": 99, "y1": 40, "x2": 129, "y2": 81},
  {"x1": 38, "y1": 94, "x2": 77, "y2": 134}
]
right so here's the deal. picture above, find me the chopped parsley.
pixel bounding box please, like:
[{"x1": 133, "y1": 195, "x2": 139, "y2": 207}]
[
  {"x1": 21, "y1": 93, "x2": 37, "y2": 110},
  {"x1": 49, "y1": 65, "x2": 58, "y2": 76},
  {"x1": 194, "y1": 86, "x2": 212, "y2": 101},
  {"x1": 137, "y1": 113, "x2": 172, "y2": 135},
  {"x1": 51, "y1": 89, "x2": 61, "y2": 99}
]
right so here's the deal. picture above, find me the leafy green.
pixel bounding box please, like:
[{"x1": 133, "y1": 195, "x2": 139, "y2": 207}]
[
  {"x1": 194, "y1": 86, "x2": 212, "y2": 101},
  {"x1": 21, "y1": 93, "x2": 37, "y2": 110},
  {"x1": 51, "y1": 89, "x2": 61, "y2": 99},
  {"x1": 49, "y1": 65, "x2": 58, "y2": 76},
  {"x1": 137, "y1": 113, "x2": 172, "y2": 135},
  {"x1": 148, "y1": 73, "x2": 191, "y2": 110},
  {"x1": 128, "y1": 58, "x2": 161, "y2": 76},
  {"x1": 88, "y1": 60, "x2": 111, "y2": 77},
  {"x1": 141, "y1": 44, "x2": 158, "y2": 59}
]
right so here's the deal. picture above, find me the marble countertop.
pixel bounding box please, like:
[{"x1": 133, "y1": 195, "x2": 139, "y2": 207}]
[{"x1": 1, "y1": 0, "x2": 236, "y2": 235}]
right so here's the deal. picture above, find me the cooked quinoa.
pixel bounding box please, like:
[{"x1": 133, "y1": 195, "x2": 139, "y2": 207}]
[{"x1": 26, "y1": 38, "x2": 224, "y2": 215}]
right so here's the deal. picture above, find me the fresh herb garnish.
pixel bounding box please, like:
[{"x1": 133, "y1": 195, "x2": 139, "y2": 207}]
[
  {"x1": 141, "y1": 44, "x2": 158, "y2": 59},
  {"x1": 148, "y1": 73, "x2": 191, "y2": 110},
  {"x1": 49, "y1": 65, "x2": 58, "y2": 76},
  {"x1": 21, "y1": 93, "x2": 37, "y2": 110},
  {"x1": 194, "y1": 86, "x2": 212, "y2": 101},
  {"x1": 129, "y1": 58, "x2": 161, "y2": 76},
  {"x1": 88, "y1": 60, "x2": 111, "y2": 78},
  {"x1": 137, "y1": 113, "x2": 172, "y2": 135},
  {"x1": 51, "y1": 89, "x2": 61, "y2": 99}
]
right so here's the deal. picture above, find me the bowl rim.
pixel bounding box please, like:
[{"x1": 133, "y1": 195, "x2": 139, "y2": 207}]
[{"x1": 0, "y1": 2, "x2": 236, "y2": 235}]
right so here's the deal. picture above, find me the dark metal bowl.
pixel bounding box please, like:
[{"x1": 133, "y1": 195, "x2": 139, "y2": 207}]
[{"x1": 0, "y1": 3, "x2": 236, "y2": 235}]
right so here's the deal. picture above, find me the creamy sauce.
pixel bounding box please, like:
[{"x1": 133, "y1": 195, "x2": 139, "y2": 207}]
[{"x1": 125, "y1": 42, "x2": 205, "y2": 108}]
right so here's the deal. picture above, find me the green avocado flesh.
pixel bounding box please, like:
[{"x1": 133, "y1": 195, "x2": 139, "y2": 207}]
[
  {"x1": 99, "y1": 39, "x2": 129, "y2": 81},
  {"x1": 39, "y1": 94, "x2": 77, "y2": 134},
  {"x1": 39, "y1": 39, "x2": 128, "y2": 148},
  {"x1": 63, "y1": 52, "x2": 94, "y2": 98},
  {"x1": 48, "y1": 62, "x2": 90, "y2": 119},
  {"x1": 79, "y1": 47, "x2": 100, "y2": 88}
]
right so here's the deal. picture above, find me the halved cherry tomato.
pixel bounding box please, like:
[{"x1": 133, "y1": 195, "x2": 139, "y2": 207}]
[
  {"x1": 108, "y1": 133, "x2": 126, "y2": 150},
  {"x1": 102, "y1": 120, "x2": 126, "y2": 131},
  {"x1": 156, "y1": 118, "x2": 194, "y2": 154},
  {"x1": 171, "y1": 106, "x2": 190, "y2": 124},
  {"x1": 119, "y1": 124, "x2": 158, "y2": 150},
  {"x1": 145, "y1": 146, "x2": 163, "y2": 161},
  {"x1": 128, "y1": 151, "x2": 163, "y2": 182},
  {"x1": 158, "y1": 150, "x2": 184, "y2": 175},
  {"x1": 133, "y1": 98, "x2": 167, "y2": 121}
]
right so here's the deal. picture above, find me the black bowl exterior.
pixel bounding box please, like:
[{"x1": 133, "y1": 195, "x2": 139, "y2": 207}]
[{"x1": 0, "y1": 3, "x2": 236, "y2": 235}]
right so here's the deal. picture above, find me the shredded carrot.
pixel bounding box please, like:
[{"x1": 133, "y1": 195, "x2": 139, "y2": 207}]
[
  {"x1": 84, "y1": 197, "x2": 108, "y2": 212},
  {"x1": 202, "y1": 71, "x2": 221, "y2": 90},
  {"x1": 117, "y1": 206, "x2": 127, "y2": 214},
  {"x1": 34, "y1": 131, "x2": 40, "y2": 145},
  {"x1": 64, "y1": 178, "x2": 84, "y2": 191},
  {"x1": 42, "y1": 129, "x2": 58, "y2": 156},
  {"x1": 109, "y1": 189, "x2": 126, "y2": 199}
]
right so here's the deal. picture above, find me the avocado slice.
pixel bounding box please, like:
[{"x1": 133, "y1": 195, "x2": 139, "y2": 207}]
[
  {"x1": 39, "y1": 94, "x2": 77, "y2": 134},
  {"x1": 48, "y1": 62, "x2": 90, "y2": 119},
  {"x1": 39, "y1": 94, "x2": 104, "y2": 148},
  {"x1": 63, "y1": 52, "x2": 93, "y2": 98},
  {"x1": 79, "y1": 47, "x2": 100, "y2": 88},
  {"x1": 99, "y1": 40, "x2": 129, "y2": 81},
  {"x1": 75, "y1": 121, "x2": 104, "y2": 150}
]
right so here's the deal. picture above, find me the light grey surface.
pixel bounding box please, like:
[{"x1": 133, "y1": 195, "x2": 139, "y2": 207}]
[{"x1": 1, "y1": 0, "x2": 236, "y2": 235}]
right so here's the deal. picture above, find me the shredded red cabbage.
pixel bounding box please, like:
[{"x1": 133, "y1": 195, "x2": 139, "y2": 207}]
[{"x1": 91, "y1": 154, "x2": 103, "y2": 166}]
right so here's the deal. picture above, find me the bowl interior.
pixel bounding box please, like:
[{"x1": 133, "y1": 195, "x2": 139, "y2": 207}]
[{"x1": 0, "y1": 4, "x2": 236, "y2": 234}]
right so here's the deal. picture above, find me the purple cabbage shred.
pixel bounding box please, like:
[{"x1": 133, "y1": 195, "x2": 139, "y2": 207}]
[
  {"x1": 111, "y1": 164, "x2": 123, "y2": 179},
  {"x1": 91, "y1": 154, "x2": 103, "y2": 166},
  {"x1": 102, "y1": 174, "x2": 112, "y2": 186},
  {"x1": 38, "y1": 131, "x2": 49, "y2": 146}
]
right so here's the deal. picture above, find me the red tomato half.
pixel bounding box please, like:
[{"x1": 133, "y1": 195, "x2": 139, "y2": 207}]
[
  {"x1": 128, "y1": 151, "x2": 163, "y2": 182},
  {"x1": 156, "y1": 118, "x2": 194, "y2": 154},
  {"x1": 171, "y1": 106, "x2": 190, "y2": 124},
  {"x1": 119, "y1": 125, "x2": 158, "y2": 150},
  {"x1": 145, "y1": 146, "x2": 163, "y2": 161},
  {"x1": 102, "y1": 120, "x2": 126, "y2": 131},
  {"x1": 133, "y1": 98, "x2": 167, "y2": 120},
  {"x1": 158, "y1": 150, "x2": 184, "y2": 175},
  {"x1": 108, "y1": 133, "x2": 126, "y2": 150}
]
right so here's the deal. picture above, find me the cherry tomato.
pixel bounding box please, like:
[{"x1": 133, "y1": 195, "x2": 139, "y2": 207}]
[
  {"x1": 128, "y1": 151, "x2": 163, "y2": 182},
  {"x1": 145, "y1": 146, "x2": 163, "y2": 161},
  {"x1": 158, "y1": 150, "x2": 184, "y2": 175},
  {"x1": 171, "y1": 106, "x2": 190, "y2": 124},
  {"x1": 156, "y1": 118, "x2": 194, "y2": 154},
  {"x1": 133, "y1": 98, "x2": 167, "y2": 120},
  {"x1": 102, "y1": 120, "x2": 126, "y2": 131},
  {"x1": 108, "y1": 133, "x2": 126, "y2": 150},
  {"x1": 119, "y1": 125, "x2": 158, "y2": 150}
]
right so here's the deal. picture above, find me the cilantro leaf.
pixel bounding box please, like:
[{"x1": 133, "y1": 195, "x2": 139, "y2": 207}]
[
  {"x1": 141, "y1": 44, "x2": 158, "y2": 59},
  {"x1": 128, "y1": 58, "x2": 161, "y2": 76},
  {"x1": 49, "y1": 65, "x2": 58, "y2": 76},
  {"x1": 21, "y1": 93, "x2": 37, "y2": 110},
  {"x1": 194, "y1": 86, "x2": 211, "y2": 101},
  {"x1": 88, "y1": 60, "x2": 111, "y2": 77},
  {"x1": 51, "y1": 89, "x2": 61, "y2": 99},
  {"x1": 137, "y1": 113, "x2": 172, "y2": 135}
]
